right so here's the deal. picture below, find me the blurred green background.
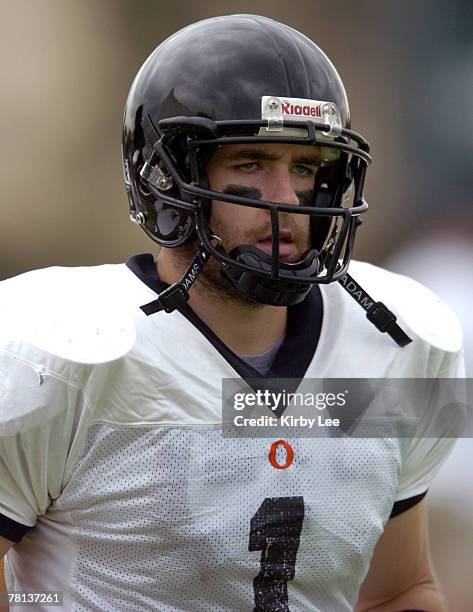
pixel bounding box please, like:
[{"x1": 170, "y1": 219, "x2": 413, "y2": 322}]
[
  {"x1": 1, "y1": 0, "x2": 471, "y2": 280},
  {"x1": 1, "y1": 1, "x2": 472, "y2": 608}
]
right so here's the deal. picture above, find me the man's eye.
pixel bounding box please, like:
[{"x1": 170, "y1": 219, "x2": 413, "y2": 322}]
[
  {"x1": 292, "y1": 164, "x2": 316, "y2": 176},
  {"x1": 237, "y1": 162, "x2": 258, "y2": 171}
]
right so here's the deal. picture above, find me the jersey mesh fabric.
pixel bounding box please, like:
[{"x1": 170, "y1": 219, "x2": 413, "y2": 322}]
[{"x1": 53, "y1": 423, "x2": 399, "y2": 611}]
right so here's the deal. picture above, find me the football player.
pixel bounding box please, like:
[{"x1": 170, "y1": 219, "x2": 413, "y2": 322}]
[{"x1": 0, "y1": 14, "x2": 464, "y2": 611}]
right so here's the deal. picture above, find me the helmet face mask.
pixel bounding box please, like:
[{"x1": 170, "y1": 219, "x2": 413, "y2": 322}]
[{"x1": 123, "y1": 14, "x2": 371, "y2": 305}]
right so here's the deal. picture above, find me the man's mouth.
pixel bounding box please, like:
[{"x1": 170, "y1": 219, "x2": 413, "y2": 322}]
[{"x1": 255, "y1": 230, "x2": 297, "y2": 259}]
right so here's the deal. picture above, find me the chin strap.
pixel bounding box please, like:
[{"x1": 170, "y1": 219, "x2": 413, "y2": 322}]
[
  {"x1": 338, "y1": 273, "x2": 412, "y2": 347},
  {"x1": 140, "y1": 247, "x2": 413, "y2": 348},
  {"x1": 140, "y1": 245, "x2": 211, "y2": 315}
]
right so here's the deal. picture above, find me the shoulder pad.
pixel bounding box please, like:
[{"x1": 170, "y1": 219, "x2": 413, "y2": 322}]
[
  {"x1": 348, "y1": 260, "x2": 463, "y2": 353},
  {"x1": 0, "y1": 264, "x2": 139, "y2": 364}
]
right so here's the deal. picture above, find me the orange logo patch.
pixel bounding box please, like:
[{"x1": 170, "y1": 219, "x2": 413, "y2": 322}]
[{"x1": 268, "y1": 439, "x2": 294, "y2": 470}]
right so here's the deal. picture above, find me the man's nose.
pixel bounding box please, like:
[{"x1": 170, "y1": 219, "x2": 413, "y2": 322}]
[{"x1": 264, "y1": 167, "x2": 300, "y2": 207}]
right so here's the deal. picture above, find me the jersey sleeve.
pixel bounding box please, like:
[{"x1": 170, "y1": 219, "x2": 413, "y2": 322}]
[
  {"x1": 0, "y1": 349, "x2": 84, "y2": 542},
  {"x1": 395, "y1": 350, "x2": 466, "y2": 502}
]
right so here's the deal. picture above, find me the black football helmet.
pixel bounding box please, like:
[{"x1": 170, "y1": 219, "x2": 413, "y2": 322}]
[{"x1": 122, "y1": 14, "x2": 371, "y2": 307}]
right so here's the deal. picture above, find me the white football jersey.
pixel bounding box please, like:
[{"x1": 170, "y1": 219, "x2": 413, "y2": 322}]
[{"x1": 0, "y1": 255, "x2": 463, "y2": 611}]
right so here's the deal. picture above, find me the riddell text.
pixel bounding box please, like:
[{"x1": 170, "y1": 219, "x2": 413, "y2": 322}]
[{"x1": 281, "y1": 101, "x2": 322, "y2": 117}]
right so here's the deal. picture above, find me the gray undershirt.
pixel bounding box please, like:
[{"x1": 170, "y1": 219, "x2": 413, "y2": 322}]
[{"x1": 238, "y1": 336, "x2": 285, "y2": 376}]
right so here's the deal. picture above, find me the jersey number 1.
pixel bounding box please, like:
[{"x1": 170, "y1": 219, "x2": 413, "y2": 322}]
[{"x1": 249, "y1": 496, "x2": 305, "y2": 611}]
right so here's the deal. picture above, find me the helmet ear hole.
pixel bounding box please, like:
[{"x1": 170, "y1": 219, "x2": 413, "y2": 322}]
[
  {"x1": 153, "y1": 202, "x2": 194, "y2": 245},
  {"x1": 155, "y1": 204, "x2": 182, "y2": 237}
]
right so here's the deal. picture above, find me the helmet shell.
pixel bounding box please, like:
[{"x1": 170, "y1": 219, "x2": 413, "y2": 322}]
[{"x1": 123, "y1": 14, "x2": 350, "y2": 164}]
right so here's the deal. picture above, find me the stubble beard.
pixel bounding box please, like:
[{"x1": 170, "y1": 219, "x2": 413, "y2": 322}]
[
  {"x1": 170, "y1": 237, "x2": 264, "y2": 309},
  {"x1": 169, "y1": 189, "x2": 313, "y2": 308},
  {"x1": 171, "y1": 232, "x2": 311, "y2": 310}
]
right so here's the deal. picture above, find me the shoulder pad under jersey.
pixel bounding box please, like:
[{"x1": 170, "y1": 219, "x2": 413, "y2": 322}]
[
  {"x1": 348, "y1": 260, "x2": 463, "y2": 353},
  {"x1": 0, "y1": 264, "x2": 141, "y2": 364}
]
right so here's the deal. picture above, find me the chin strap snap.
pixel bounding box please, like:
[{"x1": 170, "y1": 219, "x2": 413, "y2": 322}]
[
  {"x1": 338, "y1": 273, "x2": 412, "y2": 347},
  {"x1": 140, "y1": 245, "x2": 211, "y2": 315}
]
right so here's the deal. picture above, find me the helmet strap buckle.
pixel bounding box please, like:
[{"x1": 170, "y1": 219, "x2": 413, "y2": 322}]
[{"x1": 140, "y1": 243, "x2": 212, "y2": 315}]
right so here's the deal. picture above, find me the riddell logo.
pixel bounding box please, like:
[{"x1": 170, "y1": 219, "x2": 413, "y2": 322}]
[{"x1": 281, "y1": 100, "x2": 321, "y2": 118}]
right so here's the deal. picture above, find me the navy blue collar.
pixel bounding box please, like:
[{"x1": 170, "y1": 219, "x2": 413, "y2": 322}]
[{"x1": 127, "y1": 253, "x2": 323, "y2": 386}]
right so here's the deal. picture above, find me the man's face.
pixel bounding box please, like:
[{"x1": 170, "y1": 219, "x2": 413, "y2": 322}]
[
  {"x1": 206, "y1": 142, "x2": 321, "y2": 263},
  {"x1": 174, "y1": 142, "x2": 334, "y2": 304}
]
